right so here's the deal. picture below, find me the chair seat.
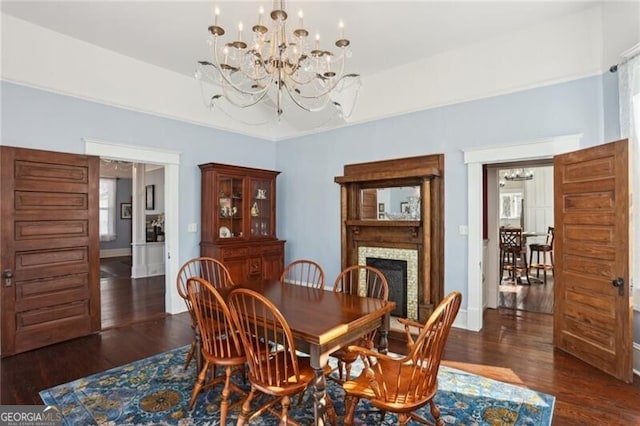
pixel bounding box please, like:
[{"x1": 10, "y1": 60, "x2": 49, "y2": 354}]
[
  {"x1": 529, "y1": 243, "x2": 552, "y2": 251},
  {"x1": 344, "y1": 361, "x2": 435, "y2": 408}
]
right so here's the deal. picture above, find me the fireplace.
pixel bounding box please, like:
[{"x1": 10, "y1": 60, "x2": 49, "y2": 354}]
[
  {"x1": 358, "y1": 247, "x2": 418, "y2": 320},
  {"x1": 366, "y1": 257, "x2": 407, "y2": 317}
]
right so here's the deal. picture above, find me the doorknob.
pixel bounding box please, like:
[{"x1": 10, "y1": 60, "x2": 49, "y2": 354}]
[
  {"x1": 3, "y1": 269, "x2": 13, "y2": 287},
  {"x1": 612, "y1": 277, "x2": 624, "y2": 296}
]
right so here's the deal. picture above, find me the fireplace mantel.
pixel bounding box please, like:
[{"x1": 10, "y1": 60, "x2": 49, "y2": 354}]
[{"x1": 335, "y1": 154, "x2": 444, "y2": 321}]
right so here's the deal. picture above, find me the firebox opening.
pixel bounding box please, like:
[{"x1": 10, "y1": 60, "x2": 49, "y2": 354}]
[{"x1": 366, "y1": 257, "x2": 407, "y2": 318}]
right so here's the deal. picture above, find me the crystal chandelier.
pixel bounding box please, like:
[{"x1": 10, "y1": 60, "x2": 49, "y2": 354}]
[
  {"x1": 195, "y1": 1, "x2": 361, "y2": 120},
  {"x1": 503, "y1": 168, "x2": 534, "y2": 182}
]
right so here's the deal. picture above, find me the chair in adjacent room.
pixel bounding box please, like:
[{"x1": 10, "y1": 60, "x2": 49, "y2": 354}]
[
  {"x1": 331, "y1": 265, "x2": 389, "y2": 382},
  {"x1": 280, "y1": 259, "x2": 325, "y2": 289},
  {"x1": 186, "y1": 277, "x2": 246, "y2": 424},
  {"x1": 342, "y1": 291, "x2": 462, "y2": 426},
  {"x1": 499, "y1": 227, "x2": 530, "y2": 285},
  {"x1": 227, "y1": 288, "x2": 336, "y2": 426},
  {"x1": 529, "y1": 226, "x2": 554, "y2": 284},
  {"x1": 176, "y1": 257, "x2": 235, "y2": 369}
]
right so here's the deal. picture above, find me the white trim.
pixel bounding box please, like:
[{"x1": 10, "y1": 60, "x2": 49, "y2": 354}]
[
  {"x1": 84, "y1": 138, "x2": 183, "y2": 316},
  {"x1": 634, "y1": 342, "x2": 640, "y2": 377},
  {"x1": 462, "y1": 133, "x2": 582, "y2": 331}
]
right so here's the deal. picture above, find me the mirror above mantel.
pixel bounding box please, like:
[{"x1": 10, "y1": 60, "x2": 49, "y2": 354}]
[{"x1": 361, "y1": 186, "x2": 421, "y2": 221}]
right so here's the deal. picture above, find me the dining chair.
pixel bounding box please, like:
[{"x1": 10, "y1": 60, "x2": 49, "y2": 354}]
[
  {"x1": 499, "y1": 227, "x2": 530, "y2": 285},
  {"x1": 227, "y1": 288, "x2": 337, "y2": 426},
  {"x1": 185, "y1": 277, "x2": 246, "y2": 424},
  {"x1": 342, "y1": 291, "x2": 462, "y2": 426},
  {"x1": 176, "y1": 257, "x2": 235, "y2": 369},
  {"x1": 331, "y1": 265, "x2": 389, "y2": 382},
  {"x1": 280, "y1": 259, "x2": 325, "y2": 289},
  {"x1": 529, "y1": 226, "x2": 554, "y2": 284}
]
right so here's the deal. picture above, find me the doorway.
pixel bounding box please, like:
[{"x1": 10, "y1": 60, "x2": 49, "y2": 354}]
[
  {"x1": 98, "y1": 159, "x2": 166, "y2": 328},
  {"x1": 463, "y1": 134, "x2": 581, "y2": 331},
  {"x1": 85, "y1": 138, "x2": 183, "y2": 320},
  {"x1": 491, "y1": 163, "x2": 554, "y2": 314}
]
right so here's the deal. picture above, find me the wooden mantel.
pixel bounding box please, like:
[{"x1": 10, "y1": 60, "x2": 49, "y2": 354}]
[{"x1": 334, "y1": 154, "x2": 444, "y2": 321}]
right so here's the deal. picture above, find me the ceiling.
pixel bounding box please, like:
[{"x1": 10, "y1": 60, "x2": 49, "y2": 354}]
[{"x1": 1, "y1": 1, "x2": 602, "y2": 137}]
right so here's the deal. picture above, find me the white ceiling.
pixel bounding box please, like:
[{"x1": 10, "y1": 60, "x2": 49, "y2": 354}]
[{"x1": 1, "y1": 0, "x2": 604, "y2": 138}]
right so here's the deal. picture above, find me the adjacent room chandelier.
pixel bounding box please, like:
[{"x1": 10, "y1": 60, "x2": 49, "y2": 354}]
[
  {"x1": 195, "y1": 1, "x2": 361, "y2": 120},
  {"x1": 503, "y1": 168, "x2": 534, "y2": 182}
]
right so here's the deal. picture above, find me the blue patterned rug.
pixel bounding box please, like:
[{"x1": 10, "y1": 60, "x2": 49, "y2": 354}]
[{"x1": 40, "y1": 345, "x2": 554, "y2": 425}]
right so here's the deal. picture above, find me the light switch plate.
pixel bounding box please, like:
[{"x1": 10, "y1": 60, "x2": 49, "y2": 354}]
[
  {"x1": 187, "y1": 223, "x2": 198, "y2": 233},
  {"x1": 459, "y1": 225, "x2": 468, "y2": 235}
]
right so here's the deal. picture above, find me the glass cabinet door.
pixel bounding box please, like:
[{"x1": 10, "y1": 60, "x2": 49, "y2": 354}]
[
  {"x1": 249, "y1": 179, "x2": 272, "y2": 237},
  {"x1": 217, "y1": 175, "x2": 244, "y2": 239}
]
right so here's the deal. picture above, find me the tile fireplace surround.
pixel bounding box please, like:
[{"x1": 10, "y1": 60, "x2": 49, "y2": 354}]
[{"x1": 358, "y1": 246, "x2": 418, "y2": 320}]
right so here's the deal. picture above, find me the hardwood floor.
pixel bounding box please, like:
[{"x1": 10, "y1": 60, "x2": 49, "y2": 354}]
[
  {"x1": 499, "y1": 274, "x2": 554, "y2": 314},
  {"x1": 2, "y1": 276, "x2": 639, "y2": 424},
  {"x1": 100, "y1": 256, "x2": 166, "y2": 329}
]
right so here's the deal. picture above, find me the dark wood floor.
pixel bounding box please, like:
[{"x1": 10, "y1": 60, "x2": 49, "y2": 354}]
[
  {"x1": 2, "y1": 269, "x2": 639, "y2": 424},
  {"x1": 100, "y1": 256, "x2": 166, "y2": 329},
  {"x1": 499, "y1": 273, "x2": 554, "y2": 314}
]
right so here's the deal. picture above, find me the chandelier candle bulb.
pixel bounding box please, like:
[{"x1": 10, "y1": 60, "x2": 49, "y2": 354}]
[{"x1": 196, "y1": 0, "x2": 361, "y2": 117}]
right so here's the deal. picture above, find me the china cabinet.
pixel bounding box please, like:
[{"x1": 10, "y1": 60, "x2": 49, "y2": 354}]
[{"x1": 199, "y1": 163, "x2": 285, "y2": 283}]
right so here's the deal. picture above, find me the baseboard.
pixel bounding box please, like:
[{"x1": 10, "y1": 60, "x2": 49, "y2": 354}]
[
  {"x1": 100, "y1": 248, "x2": 132, "y2": 258},
  {"x1": 453, "y1": 308, "x2": 468, "y2": 330},
  {"x1": 634, "y1": 342, "x2": 640, "y2": 377}
]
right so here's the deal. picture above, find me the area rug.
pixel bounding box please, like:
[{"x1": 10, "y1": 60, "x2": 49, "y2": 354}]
[{"x1": 40, "y1": 346, "x2": 554, "y2": 425}]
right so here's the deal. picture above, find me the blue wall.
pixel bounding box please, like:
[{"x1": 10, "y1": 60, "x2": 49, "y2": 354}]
[
  {"x1": 1, "y1": 81, "x2": 277, "y2": 263},
  {"x1": 276, "y1": 75, "x2": 611, "y2": 297},
  {"x1": 1, "y1": 73, "x2": 619, "y2": 312}
]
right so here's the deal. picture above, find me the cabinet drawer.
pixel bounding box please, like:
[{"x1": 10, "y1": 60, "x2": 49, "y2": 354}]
[
  {"x1": 220, "y1": 247, "x2": 249, "y2": 258},
  {"x1": 250, "y1": 244, "x2": 283, "y2": 256}
]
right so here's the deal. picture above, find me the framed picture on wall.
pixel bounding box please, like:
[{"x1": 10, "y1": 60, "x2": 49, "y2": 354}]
[
  {"x1": 120, "y1": 202, "x2": 132, "y2": 219},
  {"x1": 146, "y1": 184, "x2": 155, "y2": 210},
  {"x1": 400, "y1": 201, "x2": 409, "y2": 214},
  {"x1": 378, "y1": 203, "x2": 384, "y2": 212}
]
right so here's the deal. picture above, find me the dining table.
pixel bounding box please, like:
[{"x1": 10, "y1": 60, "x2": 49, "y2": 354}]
[{"x1": 228, "y1": 279, "x2": 396, "y2": 426}]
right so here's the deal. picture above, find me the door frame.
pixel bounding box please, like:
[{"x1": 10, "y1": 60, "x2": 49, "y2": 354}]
[
  {"x1": 463, "y1": 133, "x2": 582, "y2": 331},
  {"x1": 84, "y1": 138, "x2": 184, "y2": 315}
]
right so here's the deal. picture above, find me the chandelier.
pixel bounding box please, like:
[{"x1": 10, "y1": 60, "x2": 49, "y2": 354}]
[
  {"x1": 503, "y1": 168, "x2": 534, "y2": 182},
  {"x1": 195, "y1": 1, "x2": 361, "y2": 120}
]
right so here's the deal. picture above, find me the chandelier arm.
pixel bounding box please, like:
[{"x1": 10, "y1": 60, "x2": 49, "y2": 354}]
[
  {"x1": 287, "y1": 73, "x2": 360, "y2": 100},
  {"x1": 208, "y1": 37, "x2": 273, "y2": 96},
  {"x1": 220, "y1": 83, "x2": 273, "y2": 108},
  {"x1": 198, "y1": 61, "x2": 273, "y2": 98}
]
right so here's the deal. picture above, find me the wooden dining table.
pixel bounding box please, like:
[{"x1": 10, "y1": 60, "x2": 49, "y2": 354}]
[{"x1": 228, "y1": 279, "x2": 396, "y2": 426}]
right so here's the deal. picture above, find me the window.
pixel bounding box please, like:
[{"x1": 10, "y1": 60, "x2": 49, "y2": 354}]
[
  {"x1": 500, "y1": 192, "x2": 523, "y2": 219},
  {"x1": 100, "y1": 178, "x2": 117, "y2": 241}
]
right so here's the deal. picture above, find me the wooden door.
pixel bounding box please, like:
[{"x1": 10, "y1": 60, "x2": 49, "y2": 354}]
[
  {"x1": 1, "y1": 146, "x2": 100, "y2": 357},
  {"x1": 553, "y1": 139, "x2": 632, "y2": 382}
]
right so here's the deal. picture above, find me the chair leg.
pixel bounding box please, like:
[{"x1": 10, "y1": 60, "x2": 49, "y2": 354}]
[
  {"x1": 337, "y1": 360, "x2": 345, "y2": 381},
  {"x1": 345, "y1": 361, "x2": 352, "y2": 382},
  {"x1": 220, "y1": 366, "x2": 233, "y2": 426},
  {"x1": 324, "y1": 394, "x2": 338, "y2": 426},
  {"x1": 237, "y1": 386, "x2": 257, "y2": 426},
  {"x1": 344, "y1": 395, "x2": 359, "y2": 426},
  {"x1": 281, "y1": 395, "x2": 291, "y2": 425},
  {"x1": 184, "y1": 340, "x2": 196, "y2": 370},
  {"x1": 398, "y1": 413, "x2": 409, "y2": 426},
  {"x1": 429, "y1": 400, "x2": 444, "y2": 426},
  {"x1": 188, "y1": 360, "x2": 209, "y2": 410}
]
